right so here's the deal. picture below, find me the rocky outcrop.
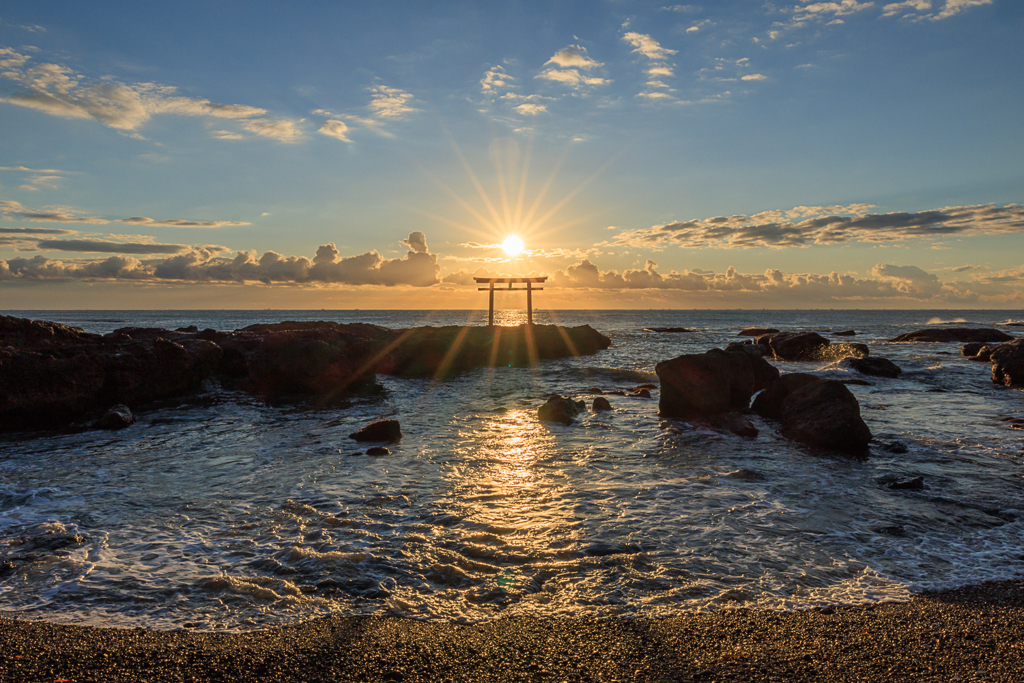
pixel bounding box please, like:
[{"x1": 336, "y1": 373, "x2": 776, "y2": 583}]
[
  {"x1": 593, "y1": 397, "x2": 612, "y2": 411},
  {"x1": 754, "y1": 332, "x2": 867, "y2": 362},
  {"x1": 836, "y1": 356, "x2": 902, "y2": 378},
  {"x1": 990, "y1": 339, "x2": 1024, "y2": 387},
  {"x1": 1, "y1": 316, "x2": 613, "y2": 433},
  {"x1": 891, "y1": 328, "x2": 1014, "y2": 343},
  {"x1": 780, "y1": 380, "x2": 872, "y2": 454},
  {"x1": 962, "y1": 342, "x2": 1002, "y2": 361},
  {"x1": 656, "y1": 348, "x2": 779, "y2": 418},
  {"x1": 538, "y1": 395, "x2": 585, "y2": 424},
  {"x1": 0, "y1": 315, "x2": 223, "y2": 432},
  {"x1": 350, "y1": 419, "x2": 402, "y2": 442}
]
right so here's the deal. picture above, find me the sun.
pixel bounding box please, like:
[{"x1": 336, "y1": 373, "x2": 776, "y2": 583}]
[{"x1": 501, "y1": 235, "x2": 524, "y2": 257}]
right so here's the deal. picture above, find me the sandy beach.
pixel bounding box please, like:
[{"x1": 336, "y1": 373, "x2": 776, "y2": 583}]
[{"x1": 1, "y1": 580, "x2": 1021, "y2": 682}]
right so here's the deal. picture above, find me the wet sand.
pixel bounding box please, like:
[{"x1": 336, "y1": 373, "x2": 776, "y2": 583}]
[{"x1": 1, "y1": 580, "x2": 1022, "y2": 682}]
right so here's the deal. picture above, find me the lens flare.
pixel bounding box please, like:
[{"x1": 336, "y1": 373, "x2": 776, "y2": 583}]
[{"x1": 502, "y1": 235, "x2": 524, "y2": 257}]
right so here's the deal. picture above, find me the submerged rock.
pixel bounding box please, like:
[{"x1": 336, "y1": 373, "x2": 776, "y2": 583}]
[
  {"x1": 538, "y1": 395, "x2": 585, "y2": 424},
  {"x1": 738, "y1": 327, "x2": 779, "y2": 336},
  {"x1": 365, "y1": 446, "x2": 392, "y2": 456},
  {"x1": 836, "y1": 356, "x2": 902, "y2": 378},
  {"x1": 350, "y1": 419, "x2": 402, "y2": 442},
  {"x1": 708, "y1": 412, "x2": 759, "y2": 438},
  {"x1": 888, "y1": 476, "x2": 924, "y2": 491},
  {"x1": 656, "y1": 349, "x2": 779, "y2": 418},
  {"x1": 780, "y1": 380, "x2": 872, "y2": 454},
  {"x1": 832, "y1": 330, "x2": 857, "y2": 336},
  {"x1": 644, "y1": 327, "x2": 691, "y2": 333},
  {"x1": 891, "y1": 328, "x2": 1014, "y2": 343}
]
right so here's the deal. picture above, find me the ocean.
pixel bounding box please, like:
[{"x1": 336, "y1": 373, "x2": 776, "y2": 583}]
[{"x1": 1, "y1": 309, "x2": 1022, "y2": 631}]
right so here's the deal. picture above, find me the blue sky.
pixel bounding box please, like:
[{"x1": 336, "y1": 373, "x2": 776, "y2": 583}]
[{"x1": 0, "y1": 0, "x2": 1021, "y2": 309}]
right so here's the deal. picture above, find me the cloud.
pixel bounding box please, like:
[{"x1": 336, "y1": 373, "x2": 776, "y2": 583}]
[
  {"x1": 536, "y1": 69, "x2": 608, "y2": 88},
  {"x1": 791, "y1": 1, "x2": 877, "y2": 23},
  {"x1": 741, "y1": 73, "x2": 768, "y2": 81},
  {"x1": 0, "y1": 47, "x2": 303, "y2": 142},
  {"x1": 881, "y1": 0, "x2": 933, "y2": 17},
  {"x1": 514, "y1": 103, "x2": 547, "y2": 115},
  {"x1": 871, "y1": 263, "x2": 942, "y2": 296},
  {"x1": 367, "y1": 85, "x2": 416, "y2": 119},
  {"x1": 116, "y1": 217, "x2": 250, "y2": 229},
  {"x1": 933, "y1": 0, "x2": 992, "y2": 19},
  {"x1": 481, "y1": 65, "x2": 514, "y2": 93},
  {"x1": 0, "y1": 226, "x2": 73, "y2": 235},
  {"x1": 545, "y1": 46, "x2": 603, "y2": 70},
  {"x1": 622, "y1": 32, "x2": 678, "y2": 61},
  {"x1": 661, "y1": 4, "x2": 701, "y2": 11},
  {"x1": 318, "y1": 120, "x2": 351, "y2": 142},
  {"x1": 401, "y1": 231, "x2": 428, "y2": 253},
  {"x1": 611, "y1": 203, "x2": 1024, "y2": 249},
  {"x1": 33, "y1": 239, "x2": 192, "y2": 254},
  {"x1": 1, "y1": 232, "x2": 441, "y2": 287}
]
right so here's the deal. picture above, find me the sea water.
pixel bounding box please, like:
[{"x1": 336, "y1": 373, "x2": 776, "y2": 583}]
[{"x1": 1, "y1": 309, "x2": 1022, "y2": 631}]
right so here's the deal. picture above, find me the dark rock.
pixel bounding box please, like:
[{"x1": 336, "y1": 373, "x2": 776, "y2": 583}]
[
  {"x1": 605, "y1": 390, "x2": 627, "y2": 396},
  {"x1": 780, "y1": 379, "x2": 872, "y2": 454},
  {"x1": 842, "y1": 379, "x2": 873, "y2": 386},
  {"x1": 832, "y1": 330, "x2": 857, "y2": 336},
  {"x1": 657, "y1": 349, "x2": 779, "y2": 418},
  {"x1": 538, "y1": 395, "x2": 585, "y2": 424},
  {"x1": 891, "y1": 328, "x2": 1014, "y2": 343},
  {"x1": 365, "y1": 447, "x2": 391, "y2": 456},
  {"x1": 644, "y1": 327, "x2": 691, "y2": 333},
  {"x1": 751, "y1": 373, "x2": 820, "y2": 421},
  {"x1": 738, "y1": 327, "x2": 779, "y2": 336},
  {"x1": 588, "y1": 387, "x2": 604, "y2": 394},
  {"x1": 884, "y1": 441, "x2": 909, "y2": 454},
  {"x1": 176, "y1": 325, "x2": 199, "y2": 333},
  {"x1": 726, "y1": 341, "x2": 769, "y2": 357},
  {"x1": 990, "y1": 339, "x2": 1024, "y2": 386},
  {"x1": 837, "y1": 356, "x2": 901, "y2": 378},
  {"x1": 962, "y1": 342, "x2": 988, "y2": 357},
  {"x1": 633, "y1": 388, "x2": 652, "y2": 398},
  {"x1": 634, "y1": 383, "x2": 657, "y2": 390},
  {"x1": 593, "y1": 396, "x2": 612, "y2": 411},
  {"x1": 888, "y1": 476, "x2": 924, "y2": 491},
  {"x1": 756, "y1": 332, "x2": 832, "y2": 361},
  {"x1": 709, "y1": 412, "x2": 759, "y2": 438},
  {"x1": 350, "y1": 419, "x2": 402, "y2": 442},
  {"x1": 95, "y1": 404, "x2": 135, "y2": 430}
]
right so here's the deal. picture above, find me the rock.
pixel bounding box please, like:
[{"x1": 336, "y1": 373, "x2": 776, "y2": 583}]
[
  {"x1": 962, "y1": 342, "x2": 988, "y2": 357},
  {"x1": 365, "y1": 447, "x2": 391, "y2": 456},
  {"x1": 634, "y1": 383, "x2": 657, "y2": 390},
  {"x1": 780, "y1": 379, "x2": 872, "y2": 454},
  {"x1": 593, "y1": 397, "x2": 612, "y2": 411},
  {"x1": 756, "y1": 332, "x2": 832, "y2": 361},
  {"x1": 95, "y1": 404, "x2": 135, "y2": 430},
  {"x1": 837, "y1": 356, "x2": 901, "y2": 378},
  {"x1": 644, "y1": 327, "x2": 691, "y2": 333},
  {"x1": 751, "y1": 373, "x2": 821, "y2": 420},
  {"x1": 538, "y1": 395, "x2": 585, "y2": 424},
  {"x1": 738, "y1": 327, "x2": 779, "y2": 336},
  {"x1": 884, "y1": 441, "x2": 909, "y2": 454},
  {"x1": 990, "y1": 339, "x2": 1024, "y2": 386},
  {"x1": 633, "y1": 388, "x2": 652, "y2": 398},
  {"x1": 832, "y1": 330, "x2": 857, "y2": 336},
  {"x1": 973, "y1": 345, "x2": 1001, "y2": 362},
  {"x1": 588, "y1": 387, "x2": 604, "y2": 394},
  {"x1": 605, "y1": 390, "x2": 627, "y2": 396},
  {"x1": 726, "y1": 341, "x2": 769, "y2": 357},
  {"x1": 891, "y1": 328, "x2": 1014, "y2": 343},
  {"x1": 888, "y1": 476, "x2": 924, "y2": 491},
  {"x1": 709, "y1": 412, "x2": 759, "y2": 438},
  {"x1": 842, "y1": 379, "x2": 873, "y2": 386},
  {"x1": 349, "y1": 419, "x2": 402, "y2": 442},
  {"x1": 656, "y1": 349, "x2": 779, "y2": 418}
]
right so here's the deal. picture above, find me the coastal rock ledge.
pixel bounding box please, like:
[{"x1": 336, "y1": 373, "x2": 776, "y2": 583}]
[{"x1": 0, "y1": 315, "x2": 611, "y2": 433}]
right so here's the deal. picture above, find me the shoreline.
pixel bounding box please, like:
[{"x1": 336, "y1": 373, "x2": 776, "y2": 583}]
[{"x1": 2, "y1": 581, "x2": 1022, "y2": 681}]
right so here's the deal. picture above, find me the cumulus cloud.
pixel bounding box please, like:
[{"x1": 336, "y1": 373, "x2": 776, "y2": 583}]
[
  {"x1": 622, "y1": 32, "x2": 678, "y2": 61},
  {"x1": 611, "y1": 203, "x2": 1024, "y2": 249},
  {"x1": 0, "y1": 231, "x2": 441, "y2": 287},
  {"x1": 515, "y1": 103, "x2": 547, "y2": 115},
  {"x1": 0, "y1": 47, "x2": 304, "y2": 142},
  {"x1": 622, "y1": 32, "x2": 680, "y2": 101},
  {"x1": 481, "y1": 65, "x2": 514, "y2": 93},
  {"x1": 535, "y1": 45, "x2": 610, "y2": 91}
]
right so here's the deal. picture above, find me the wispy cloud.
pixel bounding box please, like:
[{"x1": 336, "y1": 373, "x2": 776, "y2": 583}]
[
  {"x1": 116, "y1": 216, "x2": 250, "y2": 229},
  {"x1": 0, "y1": 46, "x2": 304, "y2": 142},
  {"x1": 1, "y1": 199, "x2": 251, "y2": 228},
  {"x1": 367, "y1": 85, "x2": 417, "y2": 119},
  {"x1": 610, "y1": 203, "x2": 1024, "y2": 249}
]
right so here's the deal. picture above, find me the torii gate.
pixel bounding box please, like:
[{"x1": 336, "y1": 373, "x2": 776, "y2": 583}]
[{"x1": 474, "y1": 276, "x2": 547, "y2": 326}]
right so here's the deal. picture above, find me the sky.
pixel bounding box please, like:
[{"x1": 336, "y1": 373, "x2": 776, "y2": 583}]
[{"x1": 0, "y1": 0, "x2": 1022, "y2": 310}]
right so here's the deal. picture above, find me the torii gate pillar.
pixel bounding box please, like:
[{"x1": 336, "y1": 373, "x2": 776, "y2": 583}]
[{"x1": 475, "y1": 277, "x2": 548, "y2": 326}]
